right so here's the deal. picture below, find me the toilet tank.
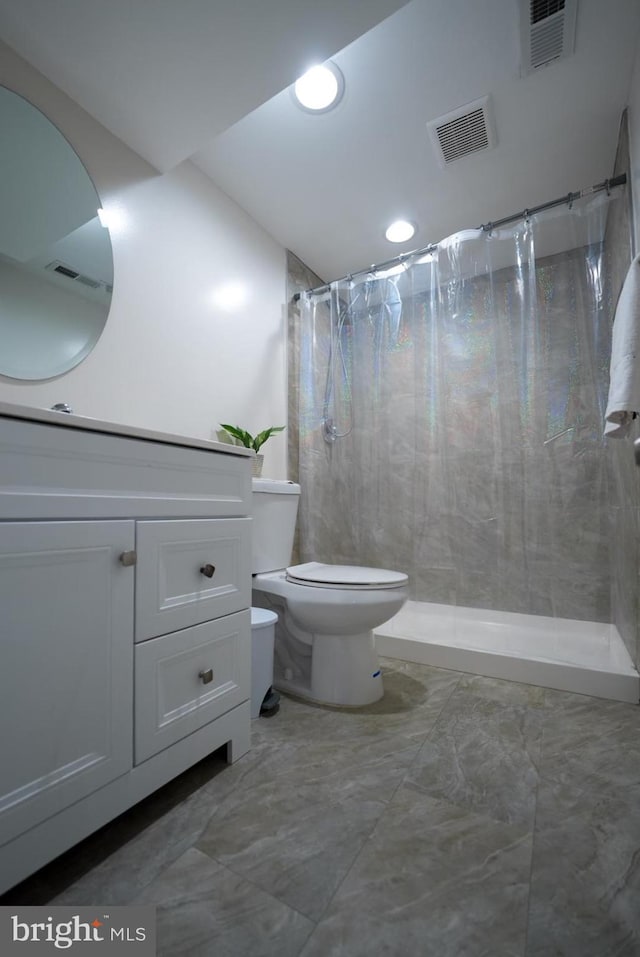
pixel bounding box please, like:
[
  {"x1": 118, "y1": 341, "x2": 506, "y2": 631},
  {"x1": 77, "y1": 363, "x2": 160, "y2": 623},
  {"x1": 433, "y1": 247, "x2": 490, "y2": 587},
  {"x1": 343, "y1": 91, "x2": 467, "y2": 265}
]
[{"x1": 251, "y1": 479, "x2": 301, "y2": 573}]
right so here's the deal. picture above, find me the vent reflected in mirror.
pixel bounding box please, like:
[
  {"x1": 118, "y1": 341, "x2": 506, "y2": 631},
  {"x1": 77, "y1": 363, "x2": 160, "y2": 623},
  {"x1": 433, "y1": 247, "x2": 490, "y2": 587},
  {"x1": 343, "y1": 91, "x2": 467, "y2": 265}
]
[{"x1": 0, "y1": 86, "x2": 114, "y2": 380}]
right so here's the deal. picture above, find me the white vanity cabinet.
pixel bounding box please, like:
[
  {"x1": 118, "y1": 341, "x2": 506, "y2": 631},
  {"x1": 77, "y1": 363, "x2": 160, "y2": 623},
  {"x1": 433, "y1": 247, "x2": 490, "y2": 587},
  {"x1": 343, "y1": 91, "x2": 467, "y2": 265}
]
[
  {"x1": 0, "y1": 520, "x2": 135, "y2": 848},
  {"x1": 0, "y1": 405, "x2": 253, "y2": 894}
]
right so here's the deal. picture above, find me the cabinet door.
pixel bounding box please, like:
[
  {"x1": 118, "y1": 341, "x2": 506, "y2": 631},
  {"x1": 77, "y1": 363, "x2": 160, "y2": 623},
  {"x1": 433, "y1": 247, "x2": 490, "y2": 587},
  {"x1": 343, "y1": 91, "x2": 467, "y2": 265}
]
[
  {"x1": 135, "y1": 519, "x2": 251, "y2": 641},
  {"x1": 0, "y1": 521, "x2": 134, "y2": 845},
  {"x1": 134, "y1": 610, "x2": 250, "y2": 763}
]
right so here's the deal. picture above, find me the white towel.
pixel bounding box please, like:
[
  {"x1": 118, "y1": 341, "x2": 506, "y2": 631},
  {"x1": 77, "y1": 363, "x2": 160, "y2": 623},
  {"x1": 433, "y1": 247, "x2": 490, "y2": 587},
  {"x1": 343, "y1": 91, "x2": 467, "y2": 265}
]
[{"x1": 605, "y1": 254, "x2": 640, "y2": 437}]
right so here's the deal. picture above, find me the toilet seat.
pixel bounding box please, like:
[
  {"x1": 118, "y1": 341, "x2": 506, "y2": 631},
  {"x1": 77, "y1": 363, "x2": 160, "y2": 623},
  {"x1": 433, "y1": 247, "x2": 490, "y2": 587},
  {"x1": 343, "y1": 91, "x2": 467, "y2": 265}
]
[{"x1": 286, "y1": 561, "x2": 408, "y2": 590}]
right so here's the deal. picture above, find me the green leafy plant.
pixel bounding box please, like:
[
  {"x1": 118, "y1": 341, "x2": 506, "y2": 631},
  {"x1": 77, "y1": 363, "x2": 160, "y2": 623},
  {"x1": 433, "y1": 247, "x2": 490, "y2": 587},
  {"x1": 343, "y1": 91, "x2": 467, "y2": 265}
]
[{"x1": 219, "y1": 424, "x2": 285, "y2": 453}]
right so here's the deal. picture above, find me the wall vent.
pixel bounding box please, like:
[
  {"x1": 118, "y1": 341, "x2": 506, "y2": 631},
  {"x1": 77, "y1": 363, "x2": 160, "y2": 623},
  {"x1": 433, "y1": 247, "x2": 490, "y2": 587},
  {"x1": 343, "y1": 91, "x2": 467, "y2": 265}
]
[
  {"x1": 520, "y1": 0, "x2": 577, "y2": 73},
  {"x1": 427, "y1": 96, "x2": 497, "y2": 167},
  {"x1": 45, "y1": 260, "x2": 110, "y2": 295}
]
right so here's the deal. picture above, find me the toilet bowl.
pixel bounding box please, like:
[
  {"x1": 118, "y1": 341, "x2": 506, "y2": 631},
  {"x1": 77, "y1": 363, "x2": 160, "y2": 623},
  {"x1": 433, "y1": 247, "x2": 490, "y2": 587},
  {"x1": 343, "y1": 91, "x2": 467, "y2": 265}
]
[{"x1": 251, "y1": 480, "x2": 408, "y2": 706}]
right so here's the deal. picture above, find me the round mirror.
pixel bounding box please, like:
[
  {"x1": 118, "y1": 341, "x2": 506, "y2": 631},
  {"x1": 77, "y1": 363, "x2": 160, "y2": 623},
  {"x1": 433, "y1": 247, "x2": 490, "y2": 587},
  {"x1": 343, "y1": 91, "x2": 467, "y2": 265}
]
[{"x1": 0, "y1": 87, "x2": 113, "y2": 380}]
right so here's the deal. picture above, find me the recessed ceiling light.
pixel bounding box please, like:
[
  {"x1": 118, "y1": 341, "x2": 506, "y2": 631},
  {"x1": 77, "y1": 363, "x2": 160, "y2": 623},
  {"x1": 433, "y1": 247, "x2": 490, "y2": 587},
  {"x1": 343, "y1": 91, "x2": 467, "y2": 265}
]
[
  {"x1": 96, "y1": 203, "x2": 128, "y2": 234},
  {"x1": 385, "y1": 220, "x2": 416, "y2": 243},
  {"x1": 293, "y1": 62, "x2": 344, "y2": 113}
]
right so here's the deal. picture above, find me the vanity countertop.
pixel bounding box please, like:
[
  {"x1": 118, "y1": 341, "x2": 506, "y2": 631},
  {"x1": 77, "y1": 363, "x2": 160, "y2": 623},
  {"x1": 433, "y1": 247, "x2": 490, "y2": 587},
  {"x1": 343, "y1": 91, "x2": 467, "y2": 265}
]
[{"x1": 0, "y1": 401, "x2": 253, "y2": 457}]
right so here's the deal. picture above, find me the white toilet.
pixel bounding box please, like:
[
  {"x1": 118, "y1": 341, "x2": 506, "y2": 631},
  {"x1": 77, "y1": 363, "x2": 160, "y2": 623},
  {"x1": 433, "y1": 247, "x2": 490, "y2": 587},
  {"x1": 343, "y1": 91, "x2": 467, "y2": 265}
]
[{"x1": 251, "y1": 478, "x2": 408, "y2": 706}]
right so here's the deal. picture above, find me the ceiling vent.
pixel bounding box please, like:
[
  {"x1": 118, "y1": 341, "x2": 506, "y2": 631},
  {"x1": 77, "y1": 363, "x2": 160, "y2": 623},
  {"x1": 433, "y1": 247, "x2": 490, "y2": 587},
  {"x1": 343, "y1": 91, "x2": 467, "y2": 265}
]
[
  {"x1": 427, "y1": 96, "x2": 497, "y2": 167},
  {"x1": 520, "y1": 0, "x2": 577, "y2": 73},
  {"x1": 45, "y1": 260, "x2": 110, "y2": 295}
]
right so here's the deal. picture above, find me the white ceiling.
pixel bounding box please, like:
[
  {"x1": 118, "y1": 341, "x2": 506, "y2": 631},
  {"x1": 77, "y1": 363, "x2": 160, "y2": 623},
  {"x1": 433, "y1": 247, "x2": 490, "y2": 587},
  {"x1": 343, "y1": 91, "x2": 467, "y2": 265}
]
[
  {"x1": 0, "y1": 0, "x2": 408, "y2": 170},
  {"x1": 1, "y1": 0, "x2": 639, "y2": 283}
]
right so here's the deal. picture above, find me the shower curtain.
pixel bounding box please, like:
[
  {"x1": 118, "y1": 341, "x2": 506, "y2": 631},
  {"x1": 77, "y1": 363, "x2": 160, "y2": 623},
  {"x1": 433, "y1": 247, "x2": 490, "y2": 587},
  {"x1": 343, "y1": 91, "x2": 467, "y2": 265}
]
[{"x1": 295, "y1": 193, "x2": 619, "y2": 624}]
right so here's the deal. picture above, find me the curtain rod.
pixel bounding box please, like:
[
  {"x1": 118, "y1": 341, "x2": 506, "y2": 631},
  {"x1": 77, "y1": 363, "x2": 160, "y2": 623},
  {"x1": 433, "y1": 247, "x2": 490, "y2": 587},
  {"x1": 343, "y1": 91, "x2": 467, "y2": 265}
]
[{"x1": 293, "y1": 172, "x2": 627, "y2": 300}]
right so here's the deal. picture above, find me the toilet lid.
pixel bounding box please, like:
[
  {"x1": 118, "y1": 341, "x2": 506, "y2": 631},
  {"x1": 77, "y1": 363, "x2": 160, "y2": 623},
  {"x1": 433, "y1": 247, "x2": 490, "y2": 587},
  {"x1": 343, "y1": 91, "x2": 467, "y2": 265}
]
[{"x1": 285, "y1": 562, "x2": 408, "y2": 589}]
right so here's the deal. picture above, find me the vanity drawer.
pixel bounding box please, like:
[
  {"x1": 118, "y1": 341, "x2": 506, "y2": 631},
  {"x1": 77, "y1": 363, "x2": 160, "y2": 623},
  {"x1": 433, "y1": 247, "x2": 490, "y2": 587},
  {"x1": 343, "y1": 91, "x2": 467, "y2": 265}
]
[
  {"x1": 134, "y1": 610, "x2": 250, "y2": 764},
  {"x1": 135, "y1": 518, "x2": 251, "y2": 641}
]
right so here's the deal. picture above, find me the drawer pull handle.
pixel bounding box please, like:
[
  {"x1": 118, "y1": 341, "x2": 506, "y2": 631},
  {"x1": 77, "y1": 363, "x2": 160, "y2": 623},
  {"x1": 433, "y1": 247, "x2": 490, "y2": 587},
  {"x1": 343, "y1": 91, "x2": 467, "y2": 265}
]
[
  {"x1": 119, "y1": 550, "x2": 137, "y2": 567},
  {"x1": 199, "y1": 668, "x2": 214, "y2": 684},
  {"x1": 200, "y1": 563, "x2": 216, "y2": 578}
]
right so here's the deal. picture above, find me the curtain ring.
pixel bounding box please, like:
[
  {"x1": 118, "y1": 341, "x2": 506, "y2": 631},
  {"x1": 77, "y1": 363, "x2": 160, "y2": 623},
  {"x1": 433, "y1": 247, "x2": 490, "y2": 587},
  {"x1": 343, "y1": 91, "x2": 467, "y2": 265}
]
[{"x1": 567, "y1": 192, "x2": 573, "y2": 210}]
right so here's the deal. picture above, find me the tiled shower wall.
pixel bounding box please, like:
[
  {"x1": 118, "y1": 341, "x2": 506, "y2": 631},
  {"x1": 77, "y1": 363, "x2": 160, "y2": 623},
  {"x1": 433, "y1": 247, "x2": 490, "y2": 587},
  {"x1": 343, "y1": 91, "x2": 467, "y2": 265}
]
[
  {"x1": 286, "y1": 251, "x2": 326, "y2": 565},
  {"x1": 296, "y1": 249, "x2": 612, "y2": 624},
  {"x1": 605, "y1": 113, "x2": 639, "y2": 667}
]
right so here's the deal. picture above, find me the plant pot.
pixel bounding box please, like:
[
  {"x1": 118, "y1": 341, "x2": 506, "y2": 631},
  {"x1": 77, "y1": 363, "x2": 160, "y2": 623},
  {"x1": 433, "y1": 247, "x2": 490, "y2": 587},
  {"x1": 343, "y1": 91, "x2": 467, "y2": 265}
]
[{"x1": 252, "y1": 454, "x2": 264, "y2": 478}]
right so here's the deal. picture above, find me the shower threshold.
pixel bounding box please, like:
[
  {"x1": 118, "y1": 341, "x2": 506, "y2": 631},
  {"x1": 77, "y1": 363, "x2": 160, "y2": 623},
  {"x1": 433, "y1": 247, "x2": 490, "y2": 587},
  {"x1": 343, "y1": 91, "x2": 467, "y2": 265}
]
[{"x1": 374, "y1": 600, "x2": 639, "y2": 703}]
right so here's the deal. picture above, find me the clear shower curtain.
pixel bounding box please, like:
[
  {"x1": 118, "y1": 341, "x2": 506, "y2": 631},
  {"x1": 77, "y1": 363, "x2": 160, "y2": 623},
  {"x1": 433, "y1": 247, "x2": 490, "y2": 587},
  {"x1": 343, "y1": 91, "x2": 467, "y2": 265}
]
[{"x1": 295, "y1": 193, "x2": 617, "y2": 623}]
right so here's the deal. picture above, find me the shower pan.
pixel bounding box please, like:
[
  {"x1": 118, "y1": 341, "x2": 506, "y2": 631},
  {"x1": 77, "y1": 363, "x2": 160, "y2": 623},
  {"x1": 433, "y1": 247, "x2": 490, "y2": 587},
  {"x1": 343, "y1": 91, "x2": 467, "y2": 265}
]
[{"x1": 375, "y1": 601, "x2": 638, "y2": 703}]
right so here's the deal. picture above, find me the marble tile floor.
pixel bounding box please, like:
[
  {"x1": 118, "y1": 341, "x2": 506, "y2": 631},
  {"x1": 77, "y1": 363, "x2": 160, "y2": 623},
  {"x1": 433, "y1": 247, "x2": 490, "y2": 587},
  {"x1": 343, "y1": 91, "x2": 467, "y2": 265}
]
[{"x1": 3, "y1": 658, "x2": 640, "y2": 956}]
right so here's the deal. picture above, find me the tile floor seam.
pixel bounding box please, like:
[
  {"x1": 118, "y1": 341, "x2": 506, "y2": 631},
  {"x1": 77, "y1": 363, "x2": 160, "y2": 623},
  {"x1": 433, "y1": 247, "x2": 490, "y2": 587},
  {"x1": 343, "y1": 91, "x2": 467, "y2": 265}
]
[
  {"x1": 294, "y1": 920, "x2": 321, "y2": 957},
  {"x1": 127, "y1": 846, "x2": 318, "y2": 956},
  {"x1": 202, "y1": 756, "x2": 419, "y2": 821},
  {"x1": 399, "y1": 712, "x2": 542, "y2": 832},
  {"x1": 394, "y1": 671, "x2": 465, "y2": 791},
  {"x1": 205, "y1": 781, "x2": 396, "y2": 923},
  {"x1": 295, "y1": 783, "x2": 535, "y2": 957},
  {"x1": 196, "y1": 850, "x2": 323, "y2": 929},
  {"x1": 287, "y1": 700, "x2": 423, "y2": 918},
  {"x1": 367, "y1": 672, "x2": 466, "y2": 818},
  {"x1": 534, "y1": 690, "x2": 640, "y2": 786},
  {"x1": 303, "y1": 673, "x2": 533, "y2": 936},
  {"x1": 297, "y1": 803, "x2": 392, "y2": 929},
  {"x1": 397, "y1": 779, "x2": 536, "y2": 845}
]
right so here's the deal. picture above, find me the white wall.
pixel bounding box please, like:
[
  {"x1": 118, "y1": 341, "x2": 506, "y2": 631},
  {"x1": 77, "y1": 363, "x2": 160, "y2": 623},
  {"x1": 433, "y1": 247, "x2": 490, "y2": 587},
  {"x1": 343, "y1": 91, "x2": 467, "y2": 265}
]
[
  {"x1": 628, "y1": 31, "x2": 640, "y2": 251},
  {"x1": 0, "y1": 41, "x2": 289, "y2": 478}
]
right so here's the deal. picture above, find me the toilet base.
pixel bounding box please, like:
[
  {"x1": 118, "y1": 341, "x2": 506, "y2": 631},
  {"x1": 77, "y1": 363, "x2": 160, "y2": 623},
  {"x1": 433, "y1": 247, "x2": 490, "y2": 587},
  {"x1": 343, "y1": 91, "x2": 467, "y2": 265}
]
[{"x1": 275, "y1": 629, "x2": 384, "y2": 707}]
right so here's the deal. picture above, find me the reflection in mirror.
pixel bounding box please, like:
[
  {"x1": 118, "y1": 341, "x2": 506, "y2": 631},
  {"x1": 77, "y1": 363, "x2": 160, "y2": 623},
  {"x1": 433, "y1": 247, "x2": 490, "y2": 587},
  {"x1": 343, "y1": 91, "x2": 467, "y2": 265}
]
[{"x1": 0, "y1": 87, "x2": 113, "y2": 380}]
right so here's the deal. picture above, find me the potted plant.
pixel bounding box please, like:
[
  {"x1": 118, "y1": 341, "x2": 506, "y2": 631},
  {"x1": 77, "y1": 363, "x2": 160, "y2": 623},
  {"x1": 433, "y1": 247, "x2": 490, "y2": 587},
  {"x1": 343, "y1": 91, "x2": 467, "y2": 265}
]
[{"x1": 218, "y1": 424, "x2": 285, "y2": 477}]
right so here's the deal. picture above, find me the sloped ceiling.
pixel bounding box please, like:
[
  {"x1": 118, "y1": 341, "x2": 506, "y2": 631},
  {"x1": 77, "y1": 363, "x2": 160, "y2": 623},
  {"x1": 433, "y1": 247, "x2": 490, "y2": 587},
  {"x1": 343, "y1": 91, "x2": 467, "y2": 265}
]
[
  {"x1": 194, "y1": 0, "x2": 640, "y2": 280},
  {"x1": 0, "y1": 0, "x2": 409, "y2": 170},
  {"x1": 0, "y1": 0, "x2": 638, "y2": 282}
]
